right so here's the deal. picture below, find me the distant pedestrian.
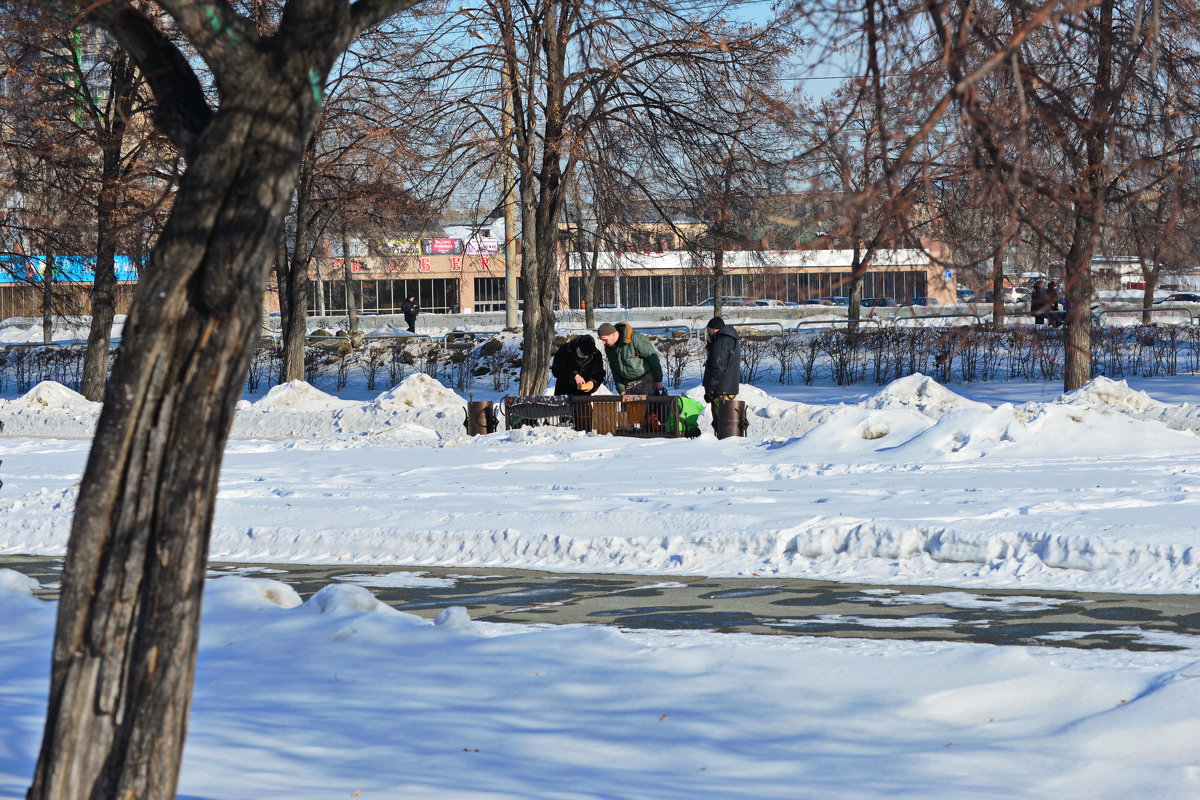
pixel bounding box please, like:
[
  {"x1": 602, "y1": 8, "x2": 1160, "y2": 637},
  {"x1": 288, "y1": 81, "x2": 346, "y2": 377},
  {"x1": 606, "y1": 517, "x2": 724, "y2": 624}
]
[
  {"x1": 1047, "y1": 282, "x2": 1065, "y2": 327},
  {"x1": 1030, "y1": 281, "x2": 1050, "y2": 325},
  {"x1": 701, "y1": 316, "x2": 741, "y2": 424},
  {"x1": 401, "y1": 295, "x2": 420, "y2": 333},
  {"x1": 596, "y1": 322, "x2": 664, "y2": 395},
  {"x1": 551, "y1": 335, "x2": 606, "y2": 396}
]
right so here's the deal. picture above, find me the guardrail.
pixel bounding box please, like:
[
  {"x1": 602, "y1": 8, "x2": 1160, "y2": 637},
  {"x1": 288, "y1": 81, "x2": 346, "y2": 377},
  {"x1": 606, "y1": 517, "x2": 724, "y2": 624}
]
[
  {"x1": 892, "y1": 312, "x2": 986, "y2": 328},
  {"x1": 306, "y1": 332, "x2": 439, "y2": 345},
  {"x1": 1093, "y1": 305, "x2": 1200, "y2": 325},
  {"x1": 793, "y1": 317, "x2": 885, "y2": 332},
  {"x1": 630, "y1": 323, "x2": 696, "y2": 341},
  {"x1": 730, "y1": 321, "x2": 787, "y2": 336}
]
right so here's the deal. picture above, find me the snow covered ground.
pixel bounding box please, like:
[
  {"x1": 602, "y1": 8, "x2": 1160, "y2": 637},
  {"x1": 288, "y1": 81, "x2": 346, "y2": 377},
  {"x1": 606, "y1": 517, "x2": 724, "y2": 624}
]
[
  {"x1": 3, "y1": 315, "x2": 1200, "y2": 799},
  {"x1": 5, "y1": 370, "x2": 1200, "y2": 593}
]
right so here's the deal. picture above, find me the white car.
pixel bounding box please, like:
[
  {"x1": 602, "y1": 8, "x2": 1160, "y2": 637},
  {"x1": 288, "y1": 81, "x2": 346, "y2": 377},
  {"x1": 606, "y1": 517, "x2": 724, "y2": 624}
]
[{"x1": 983, "y1": 288, "x2": 1031, "y2": 304}]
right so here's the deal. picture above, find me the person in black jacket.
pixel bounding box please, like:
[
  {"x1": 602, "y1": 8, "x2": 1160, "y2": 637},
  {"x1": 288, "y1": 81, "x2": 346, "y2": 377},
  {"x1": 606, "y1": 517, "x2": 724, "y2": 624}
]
[
  {"x1": 551, "y1": 335, "x2": 606, "y2": 396},
  {"x1": 702, "y1": 316, "x2": 740, "y2": 419},
  {"x1": 1030, "y1": 281, "x2": 1050, "y2": 325},
  {"x1": 401, "y1": 296, "x2": 420, "y2": 332}
]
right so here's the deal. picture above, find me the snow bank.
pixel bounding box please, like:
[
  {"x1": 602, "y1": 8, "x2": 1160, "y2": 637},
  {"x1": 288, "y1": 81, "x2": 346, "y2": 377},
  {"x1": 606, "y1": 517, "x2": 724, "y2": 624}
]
[
  {"x1": 0, "y1": 316, "x2": 124, "y2": 344},
  {"x1": 373, "y1": 372, "x2": 464, "y2": 411},
  {"x1": 1061, "y1": 376, "x2": 1200, "y2": 434},
  {"x1": 226, "y1": 373, "x2": 465, "y2": 442},
  {"x1": 4, "y1": 373, "x2": 1200, "y2": 594},
  {"x1": 2, "y1": 576, "x2": 1199, "y2": 799},
  {"x1": 0, "y1": 382, "x2": 100, "y2": 438},
  {"x1": 860, "y1": 372, "x2": 986, "y2": 414},
  {"x1": 250, "y1": 380, "x2": 361, "y2": 410}
]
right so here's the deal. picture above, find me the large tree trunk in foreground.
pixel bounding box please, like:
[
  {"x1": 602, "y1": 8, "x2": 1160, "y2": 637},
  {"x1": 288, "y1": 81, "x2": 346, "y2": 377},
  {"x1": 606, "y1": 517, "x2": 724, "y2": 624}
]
[
  {"x1": 28, "y1": 81, "x2": 316, "y2": 800},
  {"x1": 25, "y1": 0, "x2": 419, "y2": 797}
]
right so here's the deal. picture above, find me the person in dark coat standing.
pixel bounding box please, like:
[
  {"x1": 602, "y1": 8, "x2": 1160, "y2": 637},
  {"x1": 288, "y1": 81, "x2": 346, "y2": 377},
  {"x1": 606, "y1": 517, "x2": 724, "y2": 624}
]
[
  {"x1": 401, "y1": 295, "x2": 420, "y2": 333},
  {"x1": 702, "y1": 316, "x2": 740, "y2": 421},
  {"x1": 551, "y1": 335, "x2": 606, "y2": 396},
  {"x1": 1045, "y1": 281, "x2": 1064, "y2": 327},
  {"x1": 1030, "y1": 281, "x2": 1050, "y2": 325}
]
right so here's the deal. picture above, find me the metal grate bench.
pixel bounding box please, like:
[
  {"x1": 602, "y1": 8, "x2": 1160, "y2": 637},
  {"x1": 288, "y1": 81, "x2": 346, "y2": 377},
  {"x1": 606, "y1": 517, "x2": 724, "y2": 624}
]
[{"x1": 502, "y1": 394, "x2": 699, "y2": 438}]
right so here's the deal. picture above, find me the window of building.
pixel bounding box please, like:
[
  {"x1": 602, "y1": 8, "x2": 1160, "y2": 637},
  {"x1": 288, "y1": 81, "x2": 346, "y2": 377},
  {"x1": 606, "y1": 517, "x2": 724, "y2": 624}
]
[{"x1": 310, "y1": 278, "x2": 460, "y2": 315}]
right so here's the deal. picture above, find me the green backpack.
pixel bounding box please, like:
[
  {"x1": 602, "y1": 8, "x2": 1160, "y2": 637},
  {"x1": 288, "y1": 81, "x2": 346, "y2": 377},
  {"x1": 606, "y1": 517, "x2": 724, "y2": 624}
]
[{"x1": 674, "y1": 396, "x2": 705, "y2": 434}]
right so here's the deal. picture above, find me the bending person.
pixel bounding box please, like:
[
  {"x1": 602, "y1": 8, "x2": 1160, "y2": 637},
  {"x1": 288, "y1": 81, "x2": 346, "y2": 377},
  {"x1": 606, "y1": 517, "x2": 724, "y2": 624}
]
[{"x1": 596, "y1": 322, "x2": 664, "y2": 395}]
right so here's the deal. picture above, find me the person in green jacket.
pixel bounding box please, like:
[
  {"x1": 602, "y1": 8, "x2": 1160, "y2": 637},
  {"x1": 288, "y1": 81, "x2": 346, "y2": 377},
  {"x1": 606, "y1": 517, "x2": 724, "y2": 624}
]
[{"x1": 596, "y1": 322, "x2": 665, "y2": 395}]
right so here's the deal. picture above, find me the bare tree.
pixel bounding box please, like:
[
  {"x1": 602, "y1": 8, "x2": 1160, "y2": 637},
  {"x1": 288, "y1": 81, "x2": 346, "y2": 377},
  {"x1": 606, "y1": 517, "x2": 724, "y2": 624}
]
[
  {"x1": 796, "y1": 86, "x2": 930, "y2": 326},
  {"x1": 915, "y1": 0, "x2": 1200, "y2": 389},
  {"x1": 646, "y1": 81, "x2": 800, "y2": 318},
  {"x1": 434, "y1": 0, "x2": 802, "y2": 394},
  {"x1": 1114, "y1": 146, "x2": 1200, "y2": 323},
  {"x1": 23, "y1": 2, "x2": 425, "y2": 798},
  {"x1": 0, "y1": 6, "x2": 176, "y2": 395},
  {"x1": 276, "y1": 24, "x2": 436, "y2": 381}
]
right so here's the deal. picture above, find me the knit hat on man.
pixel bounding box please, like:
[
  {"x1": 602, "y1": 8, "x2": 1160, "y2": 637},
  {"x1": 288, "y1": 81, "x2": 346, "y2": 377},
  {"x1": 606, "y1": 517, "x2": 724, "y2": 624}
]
[
  {"x1": 597, "y1": 322, "x2": 618, "y2": 338},
  {"x1": 706, "y1": 316, "x2": 725, "y2": 330}
]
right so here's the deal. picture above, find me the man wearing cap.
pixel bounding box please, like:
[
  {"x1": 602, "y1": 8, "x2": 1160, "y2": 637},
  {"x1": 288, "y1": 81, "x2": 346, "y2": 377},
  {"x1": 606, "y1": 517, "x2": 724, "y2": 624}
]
[
  {"x1": 551, "y1": 334, "x2": 606, "y2": 396},
  {"x1": 596, "y1": 322, "x2": 665, "y2": 395},
  {"x1": 702, "y1": 316, "x2": 740, "y2": 420}
]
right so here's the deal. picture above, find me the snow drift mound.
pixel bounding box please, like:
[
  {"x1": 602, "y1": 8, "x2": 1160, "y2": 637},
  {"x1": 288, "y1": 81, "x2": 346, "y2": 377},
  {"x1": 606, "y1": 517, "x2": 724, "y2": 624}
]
[
  {"x1": 738, "y1": 375, "x2": 981, "y2": 443},
  {"x1": 765, "y1": 372, "x2": 1200, "y2": 462},
  {"x1": 250, "y1": 380, "x2": 360, "y2": 410},
  {"x1": 17, "y1": 381, "x2": 97, "y2": 411},
  {"x1": 1060, "y1": 376, "x2": 1200, "y2": 436},
  {"x1": 1062, "y1": 376, "x2": 1164, "y2": 413},
  {"x1": 374, "y1": 373, "x2": 464, "y2": 412},
  {"x1": 362, "y1": 323, "x2": 411, "y2": 337},
  {"x1": 0, "y1": 381, "x2": 100, "y2": 438},
  {"x1": 859, "y1": 373, "x2": 984, "y2": 416}
]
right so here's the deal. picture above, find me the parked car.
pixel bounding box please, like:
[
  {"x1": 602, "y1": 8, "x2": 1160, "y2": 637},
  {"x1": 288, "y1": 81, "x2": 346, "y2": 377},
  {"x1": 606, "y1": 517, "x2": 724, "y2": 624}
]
[
  {"x1": 817, "y1": 296, "x2": 850, "y2": 306},
  {"x1": 1156, "y1": 292, "x2": 1200, "y2": 304},
  {"x1": 909, "y1": 297, "x2": 940, "y2": 306},
  {"x1": 862, "y1": 297, "x2": 898, "y2": 307},
  {"x1": 956, "y1": 288, "x2": 977, "y2": 302},
  {"x1": 753, "y1": 298, "x2": 790, "y2": 307},
  {"x1": 983, "y1": 287, "x2": 1031, "y2": 305},
  {"x1": 694, "y1": 296, "x2": 754, "y2": 307}
]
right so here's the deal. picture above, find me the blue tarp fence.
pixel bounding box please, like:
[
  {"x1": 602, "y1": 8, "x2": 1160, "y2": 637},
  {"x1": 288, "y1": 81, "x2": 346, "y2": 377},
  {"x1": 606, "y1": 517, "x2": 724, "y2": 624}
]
[{"x1": 0, "y1": 255, "x2": 141, "y2": 284}]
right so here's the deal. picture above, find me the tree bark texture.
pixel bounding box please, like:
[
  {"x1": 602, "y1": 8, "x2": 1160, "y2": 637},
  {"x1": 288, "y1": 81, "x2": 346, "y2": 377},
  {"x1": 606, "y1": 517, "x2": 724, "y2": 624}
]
[
  {"x1": 990, "y1": 248, "x2": 1007, "y2": 331},
  {"x1": 712, "y1": 249, "x2": 725, "y2": 318},
  {"x1": 41, "y1": 255, "x2": 55, "y2": 345},
  {"x1": 1063, "y1": 206, "x2": 1098, "y2": 391},
  {"x1": 28, "y1": 75, "x2": 321, "y2": 800},
  {"x1": 341, "y1": 226, "x2": 359, "y2": 332},
  {"x1": 847, "y1": 247, "x2": 864, "y2": 333},
  {"x1": 281, "y1": 146, "x2": 319, "y2": 382}
]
